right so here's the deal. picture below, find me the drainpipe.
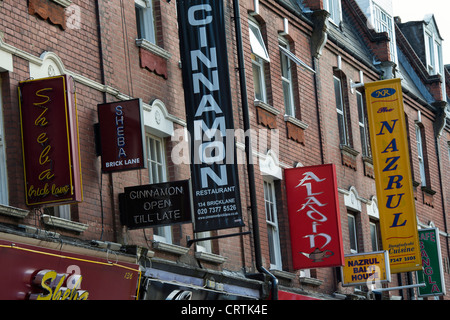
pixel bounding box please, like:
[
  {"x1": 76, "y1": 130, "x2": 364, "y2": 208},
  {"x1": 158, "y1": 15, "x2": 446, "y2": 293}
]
[
  {"x1": 232, "y1": 0, "x2": 278, "y2": 300},
  {"x1": 432, "y1": 101, "x2": 450, "y2": 269},
  {"x1": 94, "y1": 0, "x2": 109, "y2": 241}
]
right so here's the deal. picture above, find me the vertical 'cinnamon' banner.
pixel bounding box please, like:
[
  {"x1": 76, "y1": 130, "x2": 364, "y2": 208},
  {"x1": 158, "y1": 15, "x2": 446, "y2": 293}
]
[
  {"x1": 176, "y1": 0, "x2": 243, "y2": 232},
  {"x1": 18, "y1": 75, "x2": 83, "y2": 207},
  {"x1": 365, "y1": 78, "x2": 421, "y2": 273}
]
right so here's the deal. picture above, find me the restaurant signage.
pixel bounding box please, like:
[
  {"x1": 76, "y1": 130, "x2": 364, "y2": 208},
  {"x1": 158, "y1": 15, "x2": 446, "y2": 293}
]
[
  {"x1": 417, "y1": 228, "x2": 446, "y2": 296},
  {"x1": 97, "y1": 99, "x2": 146, "y2": 172},
  {"x1": 18, "y1": 75, "x2": 83, "y2": 206},
  {"x1": 365, "y1": 79, "x2": 422, "y2": 273},
  {"x1": 176, "y1": 0, "x2": 243, "y2": 232},
  {"x1": 341, "y1": 251, "x2": 391, "y2": 287},
  {"x1": 285, "y1": 164, "x2": 344, "y2": 269},
  {"x1": 120, "y1": 180, "x2": 192, "y2": 229},
  {"x1": 0, "y1": 240, "x2": 140, "y2": 300}
]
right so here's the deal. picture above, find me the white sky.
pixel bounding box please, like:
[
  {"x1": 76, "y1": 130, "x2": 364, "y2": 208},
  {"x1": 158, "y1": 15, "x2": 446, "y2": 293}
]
[{"x1": 392, "y1": 0, "x2": 450, "y2": 65}]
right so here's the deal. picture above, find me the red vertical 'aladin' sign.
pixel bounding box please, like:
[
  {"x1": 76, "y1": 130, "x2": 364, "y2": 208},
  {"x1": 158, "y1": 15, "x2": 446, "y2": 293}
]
[{"x1": 285, "y1": 164, "x2": 344, "y2": 270}]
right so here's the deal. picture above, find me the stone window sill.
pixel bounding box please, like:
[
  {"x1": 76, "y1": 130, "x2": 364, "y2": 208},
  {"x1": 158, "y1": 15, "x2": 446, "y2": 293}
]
[
  {"x1": 195, "y1": 251, "x2": 227, "y2": 264},
  {"x1": 0, "y1": 204, "x2": 29, "y2": 219},
  {"x1": 284, "y1": 115, "x2": 308, "y2": 130},
  {"x1": 270, "y1": 269, "x2": 296, "y2": 281},
  {"x1": 152, "y1": 241, "x2": 189, "y2": 255},
  {"x1": 136, "y1": 39, "x2": 172, "y2": 61},
  {"x1": 340, "y1": 144, "x2": 359, "y2": 170},
  {"x1": 254, "y1": 100, "x2": 279, "y2": 115},
  {"x1": 299, "y1": 276, "x2": 323, "y2": 287},
  {"x1": 42, "y1": 214, "x2": 88, "y2": 233}
]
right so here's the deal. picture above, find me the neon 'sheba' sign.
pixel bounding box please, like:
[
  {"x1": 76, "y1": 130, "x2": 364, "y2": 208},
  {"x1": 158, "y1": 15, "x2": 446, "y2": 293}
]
[
  {"x1": 285, "y1": 164, "x2": 345, "y2": 270},
  {"x1": 18, "y1": 75, "x2": 83, "y2": 207},
  {"x1": 177, "y1": 0, "x2": 243, "y2": 232}
]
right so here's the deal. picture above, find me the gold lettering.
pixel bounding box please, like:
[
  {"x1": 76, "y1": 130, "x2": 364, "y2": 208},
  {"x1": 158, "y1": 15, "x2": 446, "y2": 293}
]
[
  {"x1": 37, "y1": 132, "x2": 48, "y2": 144},
  {"x1": 52, "y1": 184, "x2": 70, "y2": 196},
  {"x1": 29, "y1": 269, "x2": 90, "y2": 300},
  {"x1": 39, "y1": 169, "x2": 55, "y2": 181},
  {"x1": 28, "y1": 184, "x2": 50, "y2": 198},
  {"x1": 30, "y1": 270, "x2": 57, "y2": 300},
  {"x1": 39, "y1": 145, "x2": 51, "y2": 165},
  {"x1": 33, "y1": 88, "x2": 52, "y2": 106},
  {"x1": 34, "y1": 108, "x2": 48, "y2": 127}
]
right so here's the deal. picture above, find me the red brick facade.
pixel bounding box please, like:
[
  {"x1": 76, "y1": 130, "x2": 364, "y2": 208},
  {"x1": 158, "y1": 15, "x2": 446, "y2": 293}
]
[{"x1": 0, "y1": 0, "x2": 449, "y2": 301}]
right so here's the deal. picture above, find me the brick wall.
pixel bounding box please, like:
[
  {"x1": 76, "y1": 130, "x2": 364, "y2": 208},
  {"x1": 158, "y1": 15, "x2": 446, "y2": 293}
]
[{"x1": 1, "y1": 0, "x2": 449, "y2": 300}]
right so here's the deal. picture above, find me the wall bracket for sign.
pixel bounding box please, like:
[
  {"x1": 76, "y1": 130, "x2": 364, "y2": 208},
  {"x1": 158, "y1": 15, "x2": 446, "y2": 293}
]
[{"x1": 186, "y1": 231, "x2": 251, "y2": 247}]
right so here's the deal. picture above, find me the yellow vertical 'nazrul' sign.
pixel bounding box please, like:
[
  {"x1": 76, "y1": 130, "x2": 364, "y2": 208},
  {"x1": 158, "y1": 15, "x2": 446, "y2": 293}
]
[{"x1": 365, "y1": 78, "x2": 422, "y2": 273}]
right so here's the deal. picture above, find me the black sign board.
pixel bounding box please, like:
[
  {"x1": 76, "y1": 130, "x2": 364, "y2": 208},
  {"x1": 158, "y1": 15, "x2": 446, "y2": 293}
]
[
  {"x1": 120, "y1": 180, "x2": 192, "y2": 230},
  {"x1": 177, "y1": 0, "x2": 244, "y2": 232},
  {"x1": 97, "y1": 99, "x2": 146, "y2": 173}
]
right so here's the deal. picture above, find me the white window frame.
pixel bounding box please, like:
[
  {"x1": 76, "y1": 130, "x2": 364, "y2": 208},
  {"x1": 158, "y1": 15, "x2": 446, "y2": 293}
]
[
  {"x1": 426, "y1": 32, "x2": 435, "y2": 74},
  {"x1": 135, "y1": 0, "x2": 156, "y2": 44},
  {"x1": 45, "y1": 205, "x2": 71, "y2": 220},
  {"x1": 249, "y1": 19, "x2": 269, "y2": 103},
  {"x1": 348, "y1": 213, "x2": 358, "y2": 254},
  {"x1": 334, "y1": 76, "x2": 348, "y2": 146},
  {"x1": 279, "y1": 38, "x2": 295, "y2": 117},
  {"x1": 425, "y1": 30, "x2": 443, "y2": 76},
  {"x1": 0, "y1": 78, "x2": 8, "y2": 205},
  {"x1": 372, "y1": 4, "x2": 397, "y2": 63},
  {"x1": 146, "y1": 134, "x2": 172, "y2": 243},
  {"x1": 195, "y1": 231, "x2": 212, "y2": 253},
  {"x1": 325, "y1": 0, "x2": 342, "y2": 26},
  {"x1": 415, "y1": 124, "x2": 427, "y2": 187},
  {"x1": 370, "y1": 221, "x2": 379, "y2": 251},
  {"x1": 356, "y1": 91, "x2": 369, "y2": 157},
  {"x1": 252, "y1": 56, "x2": 267, "y2": 103},
  {"x1": 249, "y1": 20, "x2": 270, "y2": 62},
  {"x1": 264, "y1": 180, "x2": 282, "y2": 270}
]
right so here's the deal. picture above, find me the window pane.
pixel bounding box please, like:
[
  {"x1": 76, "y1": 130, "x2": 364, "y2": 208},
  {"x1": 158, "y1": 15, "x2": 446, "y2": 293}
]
[
  {"x1": 280, "y1": 50, "x2": 289, "y2": 78},
  {"x1": 267, "y1": 225, "x2": 276, "y2": 265},
  {"x1": 135, "y1": 6, "x2": 143, "y2": 39},
  {"x1": 146, "y1": 134, "x2": 170, "y2": 242},
  {"x1": 334, "y1": 77, "x2": 347, "y2": 145},
  {"x1": 135, "y1": 1, "x2": 156, "y2": 44},
  {"x1": 348, "y1": 215, "x2": 357, "y2": 252},
  {"x1": 283, "y1": 80, "x2": 294, "y2": 116},
  {"x1": 360, "y1": 126, "x2": 368, "y2": 156},
  {"x1": 337, "y1": 113, "x2": 346, "y2": 145},
  {"x1": 357, "y1": 92, "x2": 369, "y2": 156},
  {"x1": 334, "y1": 77, "x2": 343, "y2": 112},
  {"x1": 264, "y1": 180, "x2": 281, "y2": 269},
  {"x1": 253, "y1": 62, "x2": 263, "y2": 101},
  {"x1": 370, "y1": 223, "x2": 378, "y2": 251},
  {"x1": 249, "y1": 23, "x2": 270, "y2": 62}
]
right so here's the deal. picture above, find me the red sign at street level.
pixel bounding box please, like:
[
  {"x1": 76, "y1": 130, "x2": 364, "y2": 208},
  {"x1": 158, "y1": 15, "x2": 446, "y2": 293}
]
[{"x1": 285, "y1": 164, "x2": 344, "y2": 270}]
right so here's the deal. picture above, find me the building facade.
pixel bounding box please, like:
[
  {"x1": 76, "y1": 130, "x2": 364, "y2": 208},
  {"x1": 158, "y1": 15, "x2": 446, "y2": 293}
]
[{"x1": 0, "y1": 0, "x2": 449, "y2": 300}]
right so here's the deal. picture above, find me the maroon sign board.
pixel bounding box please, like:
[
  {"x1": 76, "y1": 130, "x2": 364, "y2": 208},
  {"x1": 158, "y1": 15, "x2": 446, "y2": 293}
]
[
  {"x1": 285, "y1": 164, "x2": 345, "y2": 270},
  {"x1": 0, "y1": 239, "x2": 140, "y2": 300},
  {"x1": 18, "y1": 75, "x2": 83, "y2": 207},
  {"x1": 97, "y1": 99, "x2": 146, "y2": 173}
]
